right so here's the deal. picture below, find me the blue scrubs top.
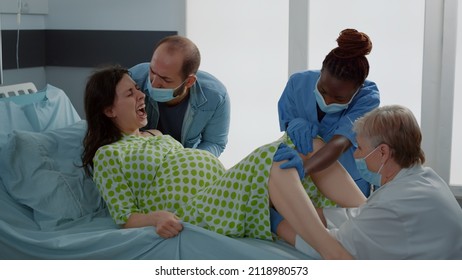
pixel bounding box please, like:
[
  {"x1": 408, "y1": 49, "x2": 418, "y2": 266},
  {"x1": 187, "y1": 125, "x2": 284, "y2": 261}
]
[{"x1": 278, "y1": 70, "x2": 380, "y2": 196}]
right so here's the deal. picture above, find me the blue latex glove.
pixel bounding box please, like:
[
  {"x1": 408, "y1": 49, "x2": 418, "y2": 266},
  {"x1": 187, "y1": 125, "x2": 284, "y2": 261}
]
[
  {"x1": 286, "y1": 118, "x2": 318, "y2": 155},
  {"x1": 270, "y1": 207, "x2": 284, "y2": 233},
  {"x1": 273, "y1": 143, "x2": 305, "y2": 180}
]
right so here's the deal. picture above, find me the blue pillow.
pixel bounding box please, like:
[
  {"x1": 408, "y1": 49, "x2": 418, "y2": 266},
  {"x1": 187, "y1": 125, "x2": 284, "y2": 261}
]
[{"x1": 0, "y1": 121, "x2": 104, "y2": 230}]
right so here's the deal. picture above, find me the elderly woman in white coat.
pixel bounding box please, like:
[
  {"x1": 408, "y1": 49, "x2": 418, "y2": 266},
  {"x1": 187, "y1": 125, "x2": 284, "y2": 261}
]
[{"x1": 273, "y1": 104, "x2": 462, "y2": 259}]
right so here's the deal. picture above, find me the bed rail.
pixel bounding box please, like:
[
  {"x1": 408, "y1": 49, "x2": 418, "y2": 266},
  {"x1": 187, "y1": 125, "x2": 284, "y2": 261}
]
[{"x1": 0, "y1": 82, "x2": 37, "y2": 99}]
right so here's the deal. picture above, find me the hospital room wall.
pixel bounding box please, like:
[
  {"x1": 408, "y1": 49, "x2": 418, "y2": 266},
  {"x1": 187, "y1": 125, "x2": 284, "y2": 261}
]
[
  {"x1": 1, "y1": 1, "x2": 461, "y2": 189},
  {"x1": 186, "y1": 0, "x2": 427, "y2": 170},
  {"x1": 45, "y1": 0, "x2": 186, "y2": 116},
  {"x1": 1, "y1": 0, "x2": 186, "y2": 115},
  {"x1": 186, "y1": 0, "x2": 462, "y2": 190},
  {"x1": 0, "y1": 13, "x2": 47, "y2": 89}
]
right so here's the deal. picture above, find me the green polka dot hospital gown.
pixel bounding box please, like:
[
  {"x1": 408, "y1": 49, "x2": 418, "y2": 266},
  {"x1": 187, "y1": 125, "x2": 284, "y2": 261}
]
[{"x1": 93, "y1": 134, "x2": 334, "y2": 241}]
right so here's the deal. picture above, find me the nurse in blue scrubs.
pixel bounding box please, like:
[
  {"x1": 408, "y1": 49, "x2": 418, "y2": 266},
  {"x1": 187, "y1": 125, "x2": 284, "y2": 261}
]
[{"x1": 278, "y1": 28, "x2": 380, "y2": 197}]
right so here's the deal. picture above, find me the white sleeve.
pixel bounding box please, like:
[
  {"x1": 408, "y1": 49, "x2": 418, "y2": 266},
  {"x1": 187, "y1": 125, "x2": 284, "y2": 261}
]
[
  {"x1": 325, "y1": 203, "x2": 407, "y2": 259},
  {"x1": 323, "y1": 207, "x2": 362, "y2": 258},
  {"x1": 323, "y1": 207, "x2": 360, "y2": 229}
]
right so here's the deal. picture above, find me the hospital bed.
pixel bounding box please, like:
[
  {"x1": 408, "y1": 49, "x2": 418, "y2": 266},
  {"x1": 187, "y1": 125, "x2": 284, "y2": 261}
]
[{"x1": 0, "y1": 83, "x2": 313, "y2": 260}]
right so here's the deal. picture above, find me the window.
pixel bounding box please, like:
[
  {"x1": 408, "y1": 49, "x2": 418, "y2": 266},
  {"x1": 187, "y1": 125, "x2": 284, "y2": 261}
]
[
  {"x1": 187, "y1": 1, "x2": 460, "y2": 188},
  {"x1": 307, "y1": 0, "x2": 425, "y2": 122},
  {"x1": 450, "y1": 1, "x2": 462, "y2": 186},
  {"x1": 187, "y1": 0, "x2": 289, "y2": 168}
]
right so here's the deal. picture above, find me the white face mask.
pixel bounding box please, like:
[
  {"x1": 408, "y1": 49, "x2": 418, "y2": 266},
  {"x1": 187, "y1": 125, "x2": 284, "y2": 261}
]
[{"x1": 314, "y1": 78, "x2": 360, "y2": 114}]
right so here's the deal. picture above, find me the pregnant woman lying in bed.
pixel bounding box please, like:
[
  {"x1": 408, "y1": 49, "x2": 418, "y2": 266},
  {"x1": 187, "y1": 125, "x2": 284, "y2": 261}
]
[{"x1": 81, "y1": 66, "x2": 368, "y2": 259}]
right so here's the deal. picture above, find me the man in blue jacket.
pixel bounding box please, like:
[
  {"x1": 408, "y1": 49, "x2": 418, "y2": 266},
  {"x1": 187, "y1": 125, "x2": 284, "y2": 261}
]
[{"x1": 130, "y1": 35, "x2": 230, "y2": 157}]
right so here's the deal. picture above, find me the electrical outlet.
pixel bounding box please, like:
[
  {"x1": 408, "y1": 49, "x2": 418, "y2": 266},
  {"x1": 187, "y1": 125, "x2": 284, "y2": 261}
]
[
  {"x1": 0, "y1": 0, "x2": 48, "y2": 15},
  {"x1": 20, "y1": 1, "x2": 30, "y2": 14}
]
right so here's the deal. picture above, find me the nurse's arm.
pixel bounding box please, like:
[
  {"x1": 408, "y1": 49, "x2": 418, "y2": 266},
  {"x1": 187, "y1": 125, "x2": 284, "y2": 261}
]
[
  {"x1": 303, "y1": 134, "x2": 351, "y2": 175},
  {"x1": 302, "y1": 137, "x2": 366, "y2": 207}
]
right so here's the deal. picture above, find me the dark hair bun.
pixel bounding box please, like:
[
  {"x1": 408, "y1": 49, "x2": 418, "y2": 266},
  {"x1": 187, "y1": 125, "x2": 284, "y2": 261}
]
[{"x1": 333, "y1": 28, "x2": 372, "y2": 59}]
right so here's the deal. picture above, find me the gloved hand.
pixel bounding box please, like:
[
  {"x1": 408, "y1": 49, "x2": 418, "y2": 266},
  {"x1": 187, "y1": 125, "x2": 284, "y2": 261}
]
[
  {"x1": 286, "y1": 118, "x2": 318, "y2": 155},
  {"x1": 273, "y1": 143, "x2": 305, "y2": 180},
  {"x1": 270, "y1": 207, "x2": 284, "y2": 234}
]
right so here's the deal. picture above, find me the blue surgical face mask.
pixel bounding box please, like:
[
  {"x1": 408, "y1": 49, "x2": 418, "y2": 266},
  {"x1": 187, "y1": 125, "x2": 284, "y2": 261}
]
[
  {"x1": 314, "y1": 78, "x2": 359, "y2": 114},
  {"x1": 146, "y1": 75, "x2": 187, "y2": 102},
  {"x1": 355, "y1": 146, "x2": 384, "y2": 187}
]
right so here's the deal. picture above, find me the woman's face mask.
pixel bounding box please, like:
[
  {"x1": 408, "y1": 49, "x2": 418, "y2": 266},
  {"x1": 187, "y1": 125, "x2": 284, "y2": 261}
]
[
  {"x1": 314, "y1": 77, "x2": 360, "y2": 114},
  {"x1": 147, "y1": 75, "x2": 187, "y2": 102},
  {"x1": 355, "y1": 146, "x2": 384, "y2": 187}
]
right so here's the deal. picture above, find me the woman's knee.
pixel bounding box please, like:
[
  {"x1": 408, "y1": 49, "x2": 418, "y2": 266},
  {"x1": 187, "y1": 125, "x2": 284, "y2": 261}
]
[{"x1": 312, "y1": 138, "x2": 326, "y2": 153}]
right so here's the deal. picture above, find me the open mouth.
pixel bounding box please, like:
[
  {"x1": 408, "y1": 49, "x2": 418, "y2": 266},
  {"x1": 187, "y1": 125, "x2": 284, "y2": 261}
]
[{"x1": 136, "y1": 104, "x2": 147, "y2": 117}]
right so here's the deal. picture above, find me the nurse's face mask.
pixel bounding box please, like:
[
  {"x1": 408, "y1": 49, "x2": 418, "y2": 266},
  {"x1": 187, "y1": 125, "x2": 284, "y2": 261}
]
[
  {"x1": 147, "y1": 75, "x2": 188, "y2": 103},
  {"x1": 355, "y1": 146, "x2": 384, "y2": 187},
  {"x1": 314, "y1": 77, "x2": 360, "y2": 114}
]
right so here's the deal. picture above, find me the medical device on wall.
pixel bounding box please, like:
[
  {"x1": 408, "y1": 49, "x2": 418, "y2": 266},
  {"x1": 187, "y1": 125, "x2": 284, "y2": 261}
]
[
  {"x1": 0, "y1": 82, "x2": 37, "y2": 98},
  {"x1": 0, "y1": 0, "x2": 27, "y2": 84},
  {"x1": 16, "y1": 0, "x2": 22, "y2": 69}
]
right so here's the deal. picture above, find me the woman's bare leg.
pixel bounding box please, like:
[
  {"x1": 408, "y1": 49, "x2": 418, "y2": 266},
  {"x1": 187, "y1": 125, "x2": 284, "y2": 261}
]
[
  {"x1": 268, "y1": 161, "x2": 353, "y2": 259},
  {"x1": 302, "y1": 139, "x2": 366, "y2": 207}
]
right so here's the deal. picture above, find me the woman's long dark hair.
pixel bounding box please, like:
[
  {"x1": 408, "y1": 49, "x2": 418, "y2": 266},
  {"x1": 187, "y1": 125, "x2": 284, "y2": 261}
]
[{"x1": 81, "y1": 65, "x2": 129, "y2": 176}]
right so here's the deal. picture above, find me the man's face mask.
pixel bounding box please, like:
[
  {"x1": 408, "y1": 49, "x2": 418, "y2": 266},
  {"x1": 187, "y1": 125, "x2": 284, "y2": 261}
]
[{"x1": 147, "y1": 75, "x2": 187, "y2": 102}]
